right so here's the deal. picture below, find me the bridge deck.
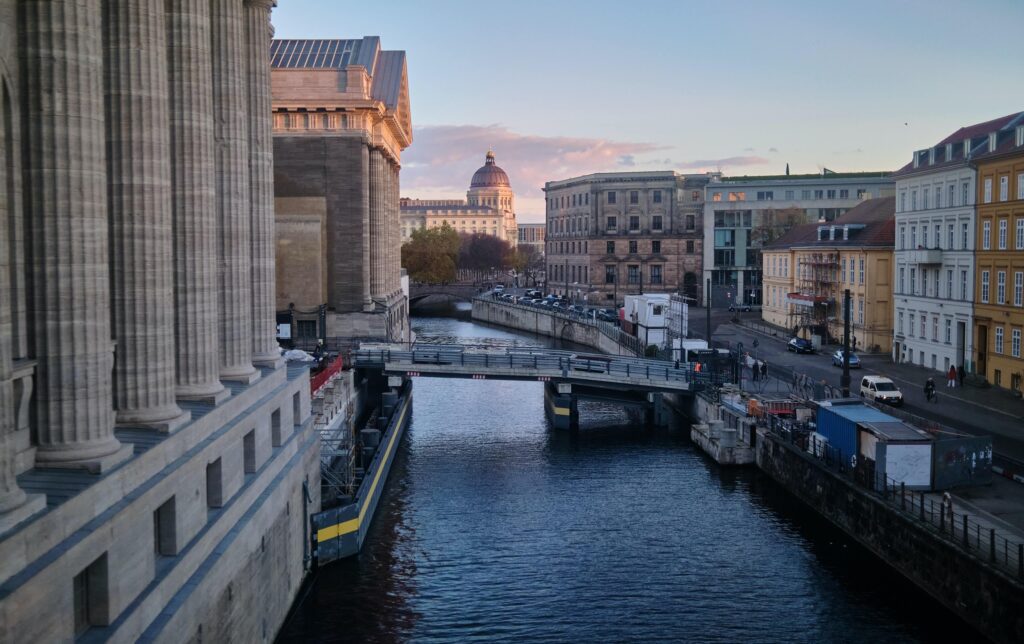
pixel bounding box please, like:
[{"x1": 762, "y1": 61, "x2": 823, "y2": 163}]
[{"x1": 352, "y1": 345, "x2": 716, "y2": 393}]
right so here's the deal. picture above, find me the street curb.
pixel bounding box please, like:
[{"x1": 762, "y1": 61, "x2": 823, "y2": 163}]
[{"x1": 991, "y1": 465, "x2": 1024, "y2": 486}]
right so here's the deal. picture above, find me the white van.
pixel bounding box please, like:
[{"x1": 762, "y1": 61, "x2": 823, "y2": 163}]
[{"x1": 860, "y1": 375, "x2": 903, "y2": 406}]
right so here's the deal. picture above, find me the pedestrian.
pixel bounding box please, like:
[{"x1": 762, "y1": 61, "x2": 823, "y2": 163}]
[
  {"x1": 924, "y1": 377, "x2": 937, "y2": 403},
  {"x1": 947, "y1": 365, "x2": 957, "y2": 388},
  {"x1": 760, "y1": 361, "x2": 768, "y2": 380},
  {"x1": 959, "y1": 365, "x2": 966, "y2": 387},
  {"x1": 752, "y1": 360, "x2": 759, "y2": 381}
]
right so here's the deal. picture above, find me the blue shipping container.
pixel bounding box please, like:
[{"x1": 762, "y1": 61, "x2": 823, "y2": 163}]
[{"x1": 816, "y1": 403, "x2": 899, "y2": 463}]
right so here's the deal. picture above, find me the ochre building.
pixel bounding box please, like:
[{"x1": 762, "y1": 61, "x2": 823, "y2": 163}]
[
  {"x1": 973, "y1": 120, "x2": 1024, "y2": 393},
  {"x1": 762, "y1": 198, "x2": 896, "y2": 352},
  {"x1": 0, "y1": 1, "x2": 316, "y2": 641},
  {"x1": 271, "y1": 37, "x2": 412, "y2": 342}
]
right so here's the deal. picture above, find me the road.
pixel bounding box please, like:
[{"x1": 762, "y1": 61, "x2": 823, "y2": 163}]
[{"x1": 712, "y1": 316, "x2": 1024, "y2": 465}]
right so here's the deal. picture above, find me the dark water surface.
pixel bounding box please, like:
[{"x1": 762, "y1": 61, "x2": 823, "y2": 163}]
[{"x1": 279, "y1": 316, "x2": 977, "y2": 643}]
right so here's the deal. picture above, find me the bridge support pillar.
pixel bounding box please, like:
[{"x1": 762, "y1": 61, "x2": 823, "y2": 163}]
[
  {"x1": 646, "y1": 392, "x2": 671, "y2": 427},
  {"x1": 544, "y1": 382, "x2": 575, "y2": 430}
]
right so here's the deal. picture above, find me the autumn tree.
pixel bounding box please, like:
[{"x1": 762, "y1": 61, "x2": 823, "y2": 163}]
[
  {"x1": 401, "y1": 223, "x2": 461, "y2": 284},
  {"x1": 457, "y1": 232, "x2": 514, "y2": 282},
  {"x1": 510, "y1": 244, "x2": 544, "y2": 286}
]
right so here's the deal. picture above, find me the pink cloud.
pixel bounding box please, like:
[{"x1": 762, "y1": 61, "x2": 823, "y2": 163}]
[{"x1": 401, "y1": 124, "x2": 667, "y2": 221}]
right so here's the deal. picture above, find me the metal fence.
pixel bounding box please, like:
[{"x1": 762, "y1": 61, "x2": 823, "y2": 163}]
[{"x1": 766, "y1": 415, "x2": 1024, "y2": 579}]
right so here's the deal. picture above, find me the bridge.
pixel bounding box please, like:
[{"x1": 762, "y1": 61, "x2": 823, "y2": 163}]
[
  {"x1": 352, "y1": 344, "x2": 720, "y2": 428},
  {"x1": 408, "y1": 283, "x2": 480, "y2": 307}
]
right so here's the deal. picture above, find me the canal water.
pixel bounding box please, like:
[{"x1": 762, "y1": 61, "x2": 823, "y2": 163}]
[{"x1": 279, "y1": 313, "x2": 977, "y2": 643}]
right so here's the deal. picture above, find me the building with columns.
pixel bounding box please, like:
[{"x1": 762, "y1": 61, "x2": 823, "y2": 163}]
[
  {"x1": 0, "y1": 1, "x2": 316, "y2": 640},
  {"x1": 400, "y1": 150, "x2": 520, "y2": 246},
  {"x1": 271, "y1": 37, "x2": 412, "y2": 343}
]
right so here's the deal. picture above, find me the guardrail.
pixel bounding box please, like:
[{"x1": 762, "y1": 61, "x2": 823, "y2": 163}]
[
  {"x1": 767, "y1": 415, "x2": 1024, "y2": 579},
  {"x1": 310, "y1": 355, "x2": 345, "y2": 398}
]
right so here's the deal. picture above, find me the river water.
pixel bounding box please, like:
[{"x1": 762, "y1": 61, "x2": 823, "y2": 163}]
[{"x1": 279, "y1": 314, "x2": 977, "y2": 643}]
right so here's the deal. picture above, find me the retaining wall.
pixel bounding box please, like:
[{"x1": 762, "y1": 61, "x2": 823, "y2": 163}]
[{"x1": 471, "y1": 299, "x2": 640, "y2": 356}]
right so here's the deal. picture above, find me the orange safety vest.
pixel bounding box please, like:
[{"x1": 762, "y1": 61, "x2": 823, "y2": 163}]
[{"x1": 694, "y1": 362, "x2": 702, "y2": 373}]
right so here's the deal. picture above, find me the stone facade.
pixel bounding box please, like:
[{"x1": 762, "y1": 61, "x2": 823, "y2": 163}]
[
  {"x1": 400, "y1": 151, "x2": 519, "y2": 246},
  {"x1": 0, "y1": 1, "x2": 316, "y2": 639},
  {"x1": 271, "y1": 38, "x2": 411, "y2": 343},
  {"x1": 544, "y1": 172, "x2": 712, "y2": 307}
]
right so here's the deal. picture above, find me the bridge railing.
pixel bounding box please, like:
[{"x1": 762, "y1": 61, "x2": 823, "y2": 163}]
[{"x1": 351, "y1": 345, "x2": 724, "y2": 389}]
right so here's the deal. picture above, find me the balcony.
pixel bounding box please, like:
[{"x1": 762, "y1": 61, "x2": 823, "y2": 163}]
[{"x1": 906, "y1": 248, "x2": 943, "y2": 265}]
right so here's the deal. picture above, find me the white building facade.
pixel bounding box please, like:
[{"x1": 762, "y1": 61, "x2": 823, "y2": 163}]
[{"x1": 892, "y1": 129, "x2": 993, "y2": 375}]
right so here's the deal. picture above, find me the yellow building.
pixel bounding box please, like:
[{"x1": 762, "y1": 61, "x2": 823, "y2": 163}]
[
  {"x1": 762, "y1": 198, "x2": 895, "y2": 352},
  {"x1": 973, "y1": 123, "x2": 1024, "y2": 393}
]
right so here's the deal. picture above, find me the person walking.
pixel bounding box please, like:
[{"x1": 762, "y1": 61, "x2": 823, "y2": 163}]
[
  {"x1": 947, "y1": 365, "x2": 957, "y2": 388},
  {"x1": 924, "y1": 377, "x2": 937, "y2": 403},
  {"x1": 760, "y1": 361, "x2": 768, "y2": 380}
]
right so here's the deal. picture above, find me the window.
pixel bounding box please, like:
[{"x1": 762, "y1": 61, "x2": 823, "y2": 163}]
[
  {"x1": 712, "y1": 192, "x2": 722, "y2": 202},
  {"x1": 206, "y1": 457, "x2": 223, "y2": 508},
  {"x1": 1016, "y1": 272, "x2": 1023, "y2": 307},
  {"x1": 999, "y1": 176, "x2": 1009, "y2": 201},
  {"x1": 814, "y1": 189, "x2": 824, "y2": 199},
  {"x1": 983, "y1": 221, "x2": 991, "y2": 250},
  {"x1": 714, "y1": 229, "x2": 735, "y2": 247},
  {"x1": 922, "y1": 224, "x2": 928, "y2": 247},
  {"x1": 900, "y1": 193, "x2": 906, "y2": 212},
  {"x1": 1019, "y1": 174, "x2": 1024, "y2": 200},
  {"x1": 961, "y1": 270, "x2": 968, "y2": 300},
  {"x1": 946, "y1": 269, "x2": 952, "y2": 299},
  {"x1": 652, "y1": 215, "x2": 663, "y2": 230},
  {"x1": 920, "y1": 314, "x2": 926, "y2": 338},
  {"x1": 729, "y1": 191, "x2": 745, "y2": 201},
  {"x1": 858, "y1": 258, "x2": 864, "y2": 285},
  {"x1": 984, "y1": 178, "x2": 992, "y2": 203},
  {"x1": 685, "y1": 214, "x2": 695, "y2": 230},
  {"x1": 909, "y1": 268, "x2": 916, "y2": 294},
  {"x1": 651, "y1": 240, "x2": 661, "y2": 254},
  {"x1": 949, "y1": 184, "x2": 955, "y2": 208},
  {"x1": 842, "y1": 258, "x2": 847, "y2": 283},
  {"x1": 607, "y1": 215, "x2": 617, "y2": 230},
  {"x1": 947, "y1": 223, "x2": 954, "y2": 249},
  {"x1": 605, "y1": 265, "x2": 615, "y2": 283},
  {"x1": 74, "y1": 554, "x2": 110, "y2": 635},
  {"x1": 922, "y1": 269, "x2": 929, "y2": 297},
  {"x1": 909, "y1": 313, "x2": 915, "y2": 337},
  {"x1": 911, "y1": 190, "x2": 917, "y2": 210},
  {"x1": 932, "y1": 316, "x2": 938, "y2": 341},
  {"x1": 650, "y1": 265, "x2": 663, "y2": 284},
  {"x1": 1017, "y1": 218, "x2": 1024, "y2": 250},
  {"x1": 899, "y1": 226, "x2": 905, "y2": 249},
  {"x1": 923, "y1": 190, "x2": 929, "y2": 209},
  {"x1": 828, "y1": 189, "x2": 837, "y2": 199},
  {"x1": 858, "y1": 297, "x2": 864, "y2": 324},
  {"x1": 653, "y1": 190, "x2": 662, "y2": 203},
  {"x1": 945, "y1": 319, "x2": 952, "y2": 344},
  {"x1": 898, "y1": 311, "x2": 904, "y2": 334},
  {"x1": 962, "y1": 182, "x2": 969, "y2": 206},
  {"x1": 756, "y1": 191, "x2": 774, "y2": 200},
  {"x1": 271, "y1": 409, "x2": 282, "y2": 447},
  {"x1": 840, "y1": 189, "x2": 849, "y2": 198},
  {"x1": 899, "y1": 267, "x2": 905, "y2": 293},
  {"x1": 628, "y1": 240, "x2": 638, "y2": 254},
  {"x1": 629, "y1": 215, "x2": 640, "y2": 231},
  {"x1": 962, "y1": 222, "x2": 969, "y2": 249},
  {"x1": 627, "y1": 265, "x2": 639, "y2": 284},
  {"x1": 995, "y1": 327, "x2": 1004, "y2": 354},
  {"x1": 848, "y1": 260, "x2": 854, "y2": 284},
  {"x1": 607, "y1": 191, "x2": 616, "y2": 204},
  {"x1": 154, "y1": 496, "x2": 178, "y2": 556},
  {"x1": 785, "y1": 190, "x2": 795, "y2": 200},
  {"x1": 998, "y1": 271, "x2": 1006, "y2": 304},
  {"x1": 686, "y1": 240, "x2": 695, "y2": 254},
  {"x1": 999, "y1": 219, "x2": 1008, "y2": 249},
  {"x1": 981, "y1": 271, "x2": 990, "y2": 303},
  {"x1": 935, "y1": 187, "x2": 941, "y2": 208},
  {"x1": 1013, "y1": 329, "x2": 1022, "y2": 358},
  {"x1": 910, "y1": 226, "x2": 916, "y2": 248},
  {"x1": 630, "y1": 191, "x2": 639, "y2": 204}
]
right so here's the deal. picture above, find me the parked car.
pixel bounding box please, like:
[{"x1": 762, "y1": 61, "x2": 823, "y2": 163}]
[
  {"x1": 525, "y1": 289, "x2": 542, "y2": 298},
  {"x1": 728, "y1": 303, "x2": 752, "y2": 312},
  {"x1": 787, "y1": 337, "x2": 814, "y2": 354},
  {"x1": 568, "y1": 305, "x2": 584, "y2": 315},
  {"x1": 860, "y1": 375, "x2": 903, "y2": 406},
  {"x1": 831, "y1": 350, "x2": 861, "y2": 368}
]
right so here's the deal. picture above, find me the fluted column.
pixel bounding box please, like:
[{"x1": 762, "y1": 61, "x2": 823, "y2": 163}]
[
  {"x1": 369, "y1": 148, "x2": 387, "y2": 299},
  {"x1": 167, "y1": 0, "x2": 228, "y2": 402},
  {"x1": 19, "y1": 0, "x2": 132, "y2": 471},
  {"x1": 390, "y1": 161, "x2": 401, "y2": 292},
  {"x1": 211, "y1": 0, "x2": 258, "y2": 382},
  {"x1": 104, "y1": 0, "x2": 189, "y2": 431},
  {"x1": 245, "y1": 0, "x2": 282, "y2": 367},
  {"x1": 0, "y1": 40, "x2": 43, "y2": 523}
]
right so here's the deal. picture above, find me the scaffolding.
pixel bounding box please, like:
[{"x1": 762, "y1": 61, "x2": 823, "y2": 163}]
[{"x1": 788, "y1": 252, "x2": 838, "y2": 338}]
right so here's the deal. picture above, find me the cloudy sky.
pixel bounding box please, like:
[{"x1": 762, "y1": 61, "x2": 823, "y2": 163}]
[{"x1": 273, "y1": 0, "x2": 1024, "y2": 222}]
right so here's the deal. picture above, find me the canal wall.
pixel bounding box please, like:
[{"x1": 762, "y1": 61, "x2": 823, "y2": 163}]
[
  {"x1": 471, "y1": 299, "x2": 641, "y2": 356},
  {"x1": 756, "y1": 428, "x2": 1024, "y2": 644}
]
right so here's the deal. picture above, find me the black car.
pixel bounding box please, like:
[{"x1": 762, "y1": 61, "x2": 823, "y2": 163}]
[{"x1": 787, "y1": 337, "x2": 814, "y2": 354}]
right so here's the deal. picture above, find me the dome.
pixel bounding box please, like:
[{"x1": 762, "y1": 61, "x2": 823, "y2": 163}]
[{"x1": 469, "y1": 150, "x2": 510, "y2": 188}]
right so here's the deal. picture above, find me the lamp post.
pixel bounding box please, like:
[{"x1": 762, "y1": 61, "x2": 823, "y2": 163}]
[{"x1": 842, "y1": 288, "x2": 851, "y2": 397}]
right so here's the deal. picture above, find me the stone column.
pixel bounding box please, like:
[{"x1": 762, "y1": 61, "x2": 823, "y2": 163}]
[
  {"x1": 104, "y1": 0, "x2": 189, "y2": 431},
  {"x1": 211, "y1": 0, "x2": 259, "y2": 383},
  {"x1": 369, "y1": 148, "x2": 387, "y2": 300},
  {"x1": 244, "y1": 0, "x2": 282, "y2": 368},
  {"x1": 0, "y1": 26, "x2": 45, "y2": 526},
  {"x1": 166, "y1": 0, "x2": 228, "y2": 403},
  {"x1": 391, "y1": 161, "x2": 402, "y2": 292},
  {"x1": 19, "y1": 0, "x2": 132, "y2": 471}
]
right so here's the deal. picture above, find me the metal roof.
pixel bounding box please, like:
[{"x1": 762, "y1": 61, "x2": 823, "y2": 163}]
[
  {"x1": 859, "y1": 421, "x2": 932, "y2": 442},
  {"x1": 822, "y1": 403, "x2": 899, "y2": 424}
]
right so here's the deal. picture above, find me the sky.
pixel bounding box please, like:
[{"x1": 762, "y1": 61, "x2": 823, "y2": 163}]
[{"x1": 273, "y1": 0, "x2": 1024, "y2": 222}]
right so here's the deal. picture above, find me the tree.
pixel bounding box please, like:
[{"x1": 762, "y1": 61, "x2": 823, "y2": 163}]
[
  {"x1": 401, "y1": 223, "x2": 461, "y2": 284},
  {"x1": 511, "y1": 244, "x2": 544, "y2": 286},
  {"x1": 457, "y1": 232, "x2": 514, "y2": 282}
]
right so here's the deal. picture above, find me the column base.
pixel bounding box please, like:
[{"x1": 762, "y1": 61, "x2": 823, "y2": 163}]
[
  {"x1": 220, "y1": 366, "x2": 261, "y2": 385},
  {"x1": 35, "y1": 442, "x2": 134, "y2": 475},
  {"x1": 0, "y1": 494, "x2": 46, "y2": 535},
  {"x1": 253, "y1": 352, "x2": 285, "y2": 369},
  {"x1": 176, "y1": 384, "x2": 231, "y2": 405},
  {"x1": 117, "y1": 408, "x2": 192, "y2": 434}
]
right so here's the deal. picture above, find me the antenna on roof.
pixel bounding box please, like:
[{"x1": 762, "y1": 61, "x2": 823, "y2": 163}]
[{"x1": 785, "y1": 163, "x2": 790, "y2": 176}]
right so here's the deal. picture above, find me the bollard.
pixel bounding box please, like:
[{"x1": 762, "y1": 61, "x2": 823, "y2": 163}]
[
  {"x1": 991, "y1": 529, "x2": 996, "y2": 563},
  {"x1": 963, "y1": 515, "x2": 969, "y2": 549},
  {"x1": 940, "y1": 504, "x2": 945, "y2": 531},
  {"x1": 920, "y1": 492, "x2": 925, "y2": 521},
  {"x1": 901, "y1": 482, "x2": 906, "y2": 510}
]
